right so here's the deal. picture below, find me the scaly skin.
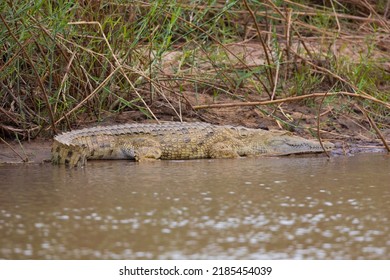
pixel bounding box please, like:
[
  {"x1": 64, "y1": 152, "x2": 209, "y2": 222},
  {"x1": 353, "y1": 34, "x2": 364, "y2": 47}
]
[{"x1": 51, "y1": 122, "x2": 334, "y2": 167}]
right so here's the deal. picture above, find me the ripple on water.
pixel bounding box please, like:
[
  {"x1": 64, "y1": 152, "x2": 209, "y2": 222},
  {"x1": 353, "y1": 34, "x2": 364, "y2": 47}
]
[{"x1": 0, "y1": 154, "x2": 389, "y2": 259}]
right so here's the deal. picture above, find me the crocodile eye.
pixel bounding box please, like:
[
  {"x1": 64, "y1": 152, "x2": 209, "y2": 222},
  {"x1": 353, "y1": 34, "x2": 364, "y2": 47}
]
[
  {"x1": 268, "y1": 139, "x2": 284, "y2": 146},
  {"x1": 239, "y1": 128, "x2": 249, "y2": 137}
]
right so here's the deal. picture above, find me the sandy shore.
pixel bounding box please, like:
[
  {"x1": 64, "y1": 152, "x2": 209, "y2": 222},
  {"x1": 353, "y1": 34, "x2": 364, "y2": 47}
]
[{"x1": 0, "y1": 140, "x2": 52, "y2": 164}]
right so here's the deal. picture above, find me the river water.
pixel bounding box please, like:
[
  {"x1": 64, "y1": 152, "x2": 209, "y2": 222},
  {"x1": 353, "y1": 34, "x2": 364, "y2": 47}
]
[{"x1": 0, "y1": 154, "x2": 389, "y2": 259}]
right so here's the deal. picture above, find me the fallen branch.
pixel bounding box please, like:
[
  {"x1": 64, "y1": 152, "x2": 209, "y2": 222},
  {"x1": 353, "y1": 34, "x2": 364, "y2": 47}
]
[{"x1": 193, "y1": 92, "x2": 390, "y2": 110}]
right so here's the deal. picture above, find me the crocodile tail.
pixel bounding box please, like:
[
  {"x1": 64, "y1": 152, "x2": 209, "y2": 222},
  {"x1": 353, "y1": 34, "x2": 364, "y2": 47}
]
[{"x1": 51, "y1": 140, "x2": 87, "y2": 167}]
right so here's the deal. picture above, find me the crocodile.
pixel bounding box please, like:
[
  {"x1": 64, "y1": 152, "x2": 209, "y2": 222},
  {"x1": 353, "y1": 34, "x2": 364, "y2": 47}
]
[{"x1": 51, "y1": 122, "x2": 334, "y2": 167}]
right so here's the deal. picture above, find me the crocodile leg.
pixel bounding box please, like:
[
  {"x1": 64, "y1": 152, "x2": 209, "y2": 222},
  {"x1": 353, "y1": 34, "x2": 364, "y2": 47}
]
[
  {"x1": 51, "y1": 141, "x2": 87, "y2": 167},
  {"x1": 208, "y1": 142, "x2": 241, "y2": 158},
  {"x1": 118, "y1": 137, "x2": 162, "y2": 161}
]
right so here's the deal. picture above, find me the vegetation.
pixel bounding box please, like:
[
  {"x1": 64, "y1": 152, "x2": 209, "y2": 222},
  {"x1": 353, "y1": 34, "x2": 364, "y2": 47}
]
[{"x1": 1, "y1": 0, "x2": 389, "y2": 143}]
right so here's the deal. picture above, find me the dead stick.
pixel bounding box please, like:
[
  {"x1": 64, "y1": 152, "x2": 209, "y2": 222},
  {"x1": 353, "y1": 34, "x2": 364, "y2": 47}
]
[
  {"x1": 0, "y1": 137, "x2": 28, "y2": 162},
  {"x1": 358, "y1": 105, "x2": 390, "y2": 153},
  {"x1": 316, "y1": 91, "x2": 330, "y2": 158},
  {"x1": 193, "y1": 92, "x2": 390, "y2": 110}
]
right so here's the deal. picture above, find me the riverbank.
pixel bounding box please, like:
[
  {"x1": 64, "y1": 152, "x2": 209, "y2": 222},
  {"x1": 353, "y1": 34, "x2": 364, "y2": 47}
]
[
  {"x1": 1, "y1": 1, "x2": 389, "y2": 163},
  {"x1": 1, "y1": 126, "x2": 388, "y2": 165}
]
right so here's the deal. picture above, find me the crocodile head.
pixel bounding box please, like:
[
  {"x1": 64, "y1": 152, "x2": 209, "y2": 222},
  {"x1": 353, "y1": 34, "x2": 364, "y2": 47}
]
[
  {"x1": 261, "y1": 132, "x2": 334, "y2": 155},
  {"x1": 232, "y1": 127, "x2": 334, "y2": 156}
]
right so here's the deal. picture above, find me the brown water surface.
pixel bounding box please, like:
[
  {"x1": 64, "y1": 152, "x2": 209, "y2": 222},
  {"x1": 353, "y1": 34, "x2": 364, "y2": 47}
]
[{"x1": 0, "y1": 154, "x2": 389, "y2": 259}]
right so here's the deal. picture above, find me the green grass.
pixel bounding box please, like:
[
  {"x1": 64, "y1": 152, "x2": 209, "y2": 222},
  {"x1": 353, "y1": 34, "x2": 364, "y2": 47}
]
[{"x1": 1, "y1": 0, "x2": 389, "y2": 139}]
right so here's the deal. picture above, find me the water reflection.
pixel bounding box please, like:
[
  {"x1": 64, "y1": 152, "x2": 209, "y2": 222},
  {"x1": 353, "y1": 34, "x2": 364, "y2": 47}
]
[{"x1": 0, "y1": 154, "x2": 389, "y2": 259}]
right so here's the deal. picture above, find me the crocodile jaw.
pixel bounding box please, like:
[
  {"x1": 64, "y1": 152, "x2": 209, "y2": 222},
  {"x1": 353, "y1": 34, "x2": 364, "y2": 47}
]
[
  {"x1": 238, "y1": 132, "x2": 334, "y2": 156},
  {"x1": 262, "y1": 136, "x2": 334, "y2": 155}
]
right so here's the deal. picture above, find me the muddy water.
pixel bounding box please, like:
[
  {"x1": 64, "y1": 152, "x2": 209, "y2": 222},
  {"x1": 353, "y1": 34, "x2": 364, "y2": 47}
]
[{"x1": 0, "y1": 154, "x2": 389, "y2": 259}]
